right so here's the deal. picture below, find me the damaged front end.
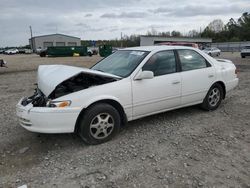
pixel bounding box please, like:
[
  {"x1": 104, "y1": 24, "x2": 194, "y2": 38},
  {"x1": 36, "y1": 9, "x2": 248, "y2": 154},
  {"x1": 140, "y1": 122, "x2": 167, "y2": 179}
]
[
  {"x1": 21, "y1": 87, "x2": 47, "y2": 107},
  {"x1": 21, "y1": 65, "x2": 120, "y2": 108},
  {"x1": 49, "y1": 72, "x2": 118, "y2": 99}
]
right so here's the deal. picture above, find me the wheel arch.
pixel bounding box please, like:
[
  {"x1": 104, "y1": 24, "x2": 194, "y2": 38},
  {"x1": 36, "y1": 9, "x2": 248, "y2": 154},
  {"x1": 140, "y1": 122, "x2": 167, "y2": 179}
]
[
  {"x1": 74, "y1": 99, "x2": 127, "y2": 133},
  {"x1": 213, "y1": 81, "x2": 226, "y2": 99}
]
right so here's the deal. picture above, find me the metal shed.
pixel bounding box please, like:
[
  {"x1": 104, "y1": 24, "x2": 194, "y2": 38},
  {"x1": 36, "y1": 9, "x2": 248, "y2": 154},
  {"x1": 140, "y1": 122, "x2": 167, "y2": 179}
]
[
  {"x1": 140, "y1": 36, "x2": 212, "y2": 46},
  {"x1": 29, "y1": 33, "x2": 81, "y2": 52}
]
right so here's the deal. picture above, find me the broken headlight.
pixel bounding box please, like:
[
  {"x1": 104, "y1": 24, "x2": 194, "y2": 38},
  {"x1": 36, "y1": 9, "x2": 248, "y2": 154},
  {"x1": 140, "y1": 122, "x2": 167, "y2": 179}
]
[{"x1": 46, "y1": 100, "x2": 71, "y2": 108}]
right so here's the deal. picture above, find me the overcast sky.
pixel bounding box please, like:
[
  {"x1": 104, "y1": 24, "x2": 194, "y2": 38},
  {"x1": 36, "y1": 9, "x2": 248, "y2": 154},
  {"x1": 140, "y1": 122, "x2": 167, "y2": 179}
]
[{"x1": 0, "y1": 0, "x2": 249, "y2": 47}]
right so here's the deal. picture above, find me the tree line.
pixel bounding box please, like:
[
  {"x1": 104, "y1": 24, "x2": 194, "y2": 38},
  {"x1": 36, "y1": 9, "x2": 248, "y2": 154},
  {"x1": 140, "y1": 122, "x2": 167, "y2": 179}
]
[
  {"x1": 201, "y1": 12, "x2": 250, "y2": 42},
  {"x1": 81, "y1": 12, "x2": 250, "y2": 47}
]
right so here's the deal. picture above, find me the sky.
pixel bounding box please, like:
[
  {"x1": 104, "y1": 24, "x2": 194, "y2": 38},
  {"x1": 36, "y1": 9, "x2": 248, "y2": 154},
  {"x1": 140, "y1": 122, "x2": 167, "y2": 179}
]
[{"x1": 0, "y1": 0, "x2": 249, "y2": 47}]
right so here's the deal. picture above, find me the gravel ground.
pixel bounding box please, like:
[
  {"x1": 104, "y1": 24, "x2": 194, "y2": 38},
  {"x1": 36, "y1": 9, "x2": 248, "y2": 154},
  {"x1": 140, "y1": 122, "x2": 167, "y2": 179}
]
[{"x1": 0, "y1": 53, "x2": 250, "y2": 188}]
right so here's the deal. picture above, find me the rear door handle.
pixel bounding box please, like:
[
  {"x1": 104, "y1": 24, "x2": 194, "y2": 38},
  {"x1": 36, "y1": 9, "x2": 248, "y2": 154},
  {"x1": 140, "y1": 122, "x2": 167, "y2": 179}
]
[
  {"x1": 208, "y1": 75, "x2": 214, "y2": 78},
  {"x1": 172, "y1": 80, "x2": 180, "y2": 85}
]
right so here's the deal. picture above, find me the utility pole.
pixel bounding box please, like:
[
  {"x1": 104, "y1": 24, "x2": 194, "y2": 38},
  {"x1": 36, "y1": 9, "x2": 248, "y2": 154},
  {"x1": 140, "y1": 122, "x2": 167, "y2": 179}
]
[
  {"x1": 120, "y1": 32, "x2": 123, "y2": 48},
  {"x1": 29, "y1": 26, "x2": 33, "y2": 52}
]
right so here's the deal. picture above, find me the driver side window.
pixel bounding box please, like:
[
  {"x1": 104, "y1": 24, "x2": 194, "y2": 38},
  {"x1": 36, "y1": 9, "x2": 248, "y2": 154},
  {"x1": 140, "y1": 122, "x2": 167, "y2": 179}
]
[{"x1": 142, "y1": 50, "x2": 176, "y2": 76}]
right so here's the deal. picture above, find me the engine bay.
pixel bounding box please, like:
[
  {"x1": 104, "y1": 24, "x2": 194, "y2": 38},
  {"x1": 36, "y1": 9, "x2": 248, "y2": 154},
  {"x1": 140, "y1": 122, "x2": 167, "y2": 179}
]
[{"x1": 21, "y1": 73, "x2": 119, "y2": 107}]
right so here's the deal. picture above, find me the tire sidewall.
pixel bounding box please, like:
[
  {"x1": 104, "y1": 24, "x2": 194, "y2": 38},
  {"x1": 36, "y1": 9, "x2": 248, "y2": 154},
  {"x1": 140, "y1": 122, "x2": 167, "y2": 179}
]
[
  {"x1": 79, "y1": 103, "x2": 121, "y2": 145},
  {"x1": 202, "y1": 84, "x2": 223, "y2": 111}
]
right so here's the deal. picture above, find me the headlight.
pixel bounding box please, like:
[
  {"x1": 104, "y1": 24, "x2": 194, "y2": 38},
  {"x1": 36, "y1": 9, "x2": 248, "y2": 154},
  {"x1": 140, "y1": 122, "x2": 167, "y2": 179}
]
[{"x1": 46, "y1": 100, "x2": 71, "y2": 108}]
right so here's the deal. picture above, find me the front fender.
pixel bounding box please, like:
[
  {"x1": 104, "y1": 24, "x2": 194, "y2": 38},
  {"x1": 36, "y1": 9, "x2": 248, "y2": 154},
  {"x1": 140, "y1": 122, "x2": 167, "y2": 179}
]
[{"x1": 81, "y1": 95, "x2": 124, "y2": 111}]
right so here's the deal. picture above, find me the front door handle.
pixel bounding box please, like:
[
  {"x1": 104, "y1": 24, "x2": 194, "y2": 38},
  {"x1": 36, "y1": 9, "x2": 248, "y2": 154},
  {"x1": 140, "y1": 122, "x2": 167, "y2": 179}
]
[{"x1": 172, "y1": 80, "x2": 180, "y2": 85}]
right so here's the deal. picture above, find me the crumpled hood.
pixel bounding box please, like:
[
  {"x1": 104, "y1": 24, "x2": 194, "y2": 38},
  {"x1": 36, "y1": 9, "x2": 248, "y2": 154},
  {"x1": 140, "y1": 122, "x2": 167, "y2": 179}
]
[{"x1": 37, "y1": 65, "x2": 120, "y2": 96}]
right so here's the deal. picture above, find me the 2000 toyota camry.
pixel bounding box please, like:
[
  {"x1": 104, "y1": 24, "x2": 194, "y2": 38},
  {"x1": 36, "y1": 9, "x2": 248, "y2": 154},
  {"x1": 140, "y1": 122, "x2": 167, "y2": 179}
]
[{"x1": 16, "y1": 46, "x2": 238, "y2": 144}]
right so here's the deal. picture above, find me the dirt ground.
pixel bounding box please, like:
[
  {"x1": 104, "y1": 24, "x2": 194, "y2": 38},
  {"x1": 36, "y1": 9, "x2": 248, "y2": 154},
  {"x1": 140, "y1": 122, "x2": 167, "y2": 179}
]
[{"x1": 0, "y1": 53, "x2": 249, "y2": 188}]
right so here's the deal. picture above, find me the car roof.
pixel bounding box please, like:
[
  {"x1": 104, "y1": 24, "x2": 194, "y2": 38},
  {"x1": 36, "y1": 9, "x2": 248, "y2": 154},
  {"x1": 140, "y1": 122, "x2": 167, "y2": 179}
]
[{"x1": 121, "y1": 45, "x2": 196, "y2": 52}]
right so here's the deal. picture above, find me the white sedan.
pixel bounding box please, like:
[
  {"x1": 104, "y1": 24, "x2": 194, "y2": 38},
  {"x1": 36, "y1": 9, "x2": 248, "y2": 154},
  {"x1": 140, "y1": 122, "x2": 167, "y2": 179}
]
[
  {"x1": 16, "y1": 46, "x2": 238, "y2": 144},
  {"x1": 4, "y1": 48, "x2": 19, "y2": 55},
  {"x1": 203, "y1": 47, "x2": 221, "y2": 57}
]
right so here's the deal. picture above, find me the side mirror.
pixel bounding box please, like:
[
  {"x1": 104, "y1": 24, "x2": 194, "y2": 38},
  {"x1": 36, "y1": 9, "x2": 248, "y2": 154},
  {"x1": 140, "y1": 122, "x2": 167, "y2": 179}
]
[{"x1": 135, "y1": 71, "x2": 154, "y2": 80}]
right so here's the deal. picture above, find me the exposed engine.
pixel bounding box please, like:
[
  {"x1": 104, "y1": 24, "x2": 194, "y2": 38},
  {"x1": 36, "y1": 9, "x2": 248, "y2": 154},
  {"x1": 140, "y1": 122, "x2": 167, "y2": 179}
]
[
  {"x1": 21, "y1": 88, "x2": 47, "y2": 107},
  {"x1": 21, "y1": 73, "x2": 118, "y2": 107}
]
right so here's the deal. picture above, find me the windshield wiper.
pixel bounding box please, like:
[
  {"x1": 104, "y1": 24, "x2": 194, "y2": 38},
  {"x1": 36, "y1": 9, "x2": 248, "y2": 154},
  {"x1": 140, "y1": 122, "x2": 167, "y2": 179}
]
[{"x1": 94, "y1": 69, "x2": 104, "y2": 73}]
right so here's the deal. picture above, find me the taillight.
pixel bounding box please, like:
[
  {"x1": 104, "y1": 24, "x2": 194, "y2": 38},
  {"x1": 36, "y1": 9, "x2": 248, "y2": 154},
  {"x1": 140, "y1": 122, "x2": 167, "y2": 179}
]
[{"x1": 235, "y1": 68, "x2": 239, "y2": 77}]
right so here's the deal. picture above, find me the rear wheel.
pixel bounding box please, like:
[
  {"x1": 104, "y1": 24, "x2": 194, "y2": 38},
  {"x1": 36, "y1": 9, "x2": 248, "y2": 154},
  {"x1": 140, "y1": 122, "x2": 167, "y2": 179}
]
[
  {"x1": 201, "y1": 83, "x2": 223, "y2": 111},
  {"x1": 78, "y1": 103, "x2": 120, "y2": 145}
]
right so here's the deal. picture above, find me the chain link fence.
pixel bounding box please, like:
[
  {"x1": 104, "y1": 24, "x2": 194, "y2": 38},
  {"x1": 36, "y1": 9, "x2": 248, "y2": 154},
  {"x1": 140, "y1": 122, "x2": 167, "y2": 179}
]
[{"x1": 211, "y1": 41, "x2": 250, "y2": 52}]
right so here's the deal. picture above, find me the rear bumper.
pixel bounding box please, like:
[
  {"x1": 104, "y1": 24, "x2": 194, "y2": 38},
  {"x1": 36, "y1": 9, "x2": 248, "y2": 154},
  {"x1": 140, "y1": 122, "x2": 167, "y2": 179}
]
[
  {"x1": 241, "y1": 52, "x2": 250, "y2": 57},
  {"x1": 16, "y1": 98, "x2": 80, "y2": 133},
  {"x1": 226, "y1": 78, "x2": 239, "y2": 93}
]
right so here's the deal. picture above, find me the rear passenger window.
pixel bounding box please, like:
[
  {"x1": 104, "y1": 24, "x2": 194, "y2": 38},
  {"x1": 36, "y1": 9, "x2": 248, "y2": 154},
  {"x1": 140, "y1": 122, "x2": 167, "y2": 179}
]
[
  {"x1": 142, "y1": 50, "x2": 176, "y2": 76},
  {"x1": 178, "y1": 50, "x2": 208, "y2": 71}
]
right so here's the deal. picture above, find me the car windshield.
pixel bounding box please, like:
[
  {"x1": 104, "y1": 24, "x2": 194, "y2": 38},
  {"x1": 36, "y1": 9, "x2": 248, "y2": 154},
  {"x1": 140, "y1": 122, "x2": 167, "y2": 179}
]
[{"x1": 91, "y1": 50, "x2": 149, "y2": 78}]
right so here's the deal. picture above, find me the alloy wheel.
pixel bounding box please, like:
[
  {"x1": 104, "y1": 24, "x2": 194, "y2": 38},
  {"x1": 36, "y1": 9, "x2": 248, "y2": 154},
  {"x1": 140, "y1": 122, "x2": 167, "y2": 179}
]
[
  {"x1": 208, "y1": 88, "x2": 220, "y2": 107},
  {"x1": 90, "y1": 113, "x2": 114, "y2": 140}
]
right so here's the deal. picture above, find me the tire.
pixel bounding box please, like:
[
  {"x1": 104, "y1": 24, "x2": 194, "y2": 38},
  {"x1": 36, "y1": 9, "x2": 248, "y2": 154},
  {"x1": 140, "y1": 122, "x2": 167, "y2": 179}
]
[
  {"x1": 217, "y1": 52, "x2": 220, "y2": 56},
  {"x1": 78, "y1": 103, "x2": 121, "y2": 145},
  {"x1": 208, "y1": 53, "x2": 212, "y2": 56},
  {"x1": 40, "y1": 51, "x2": 46, "y2": 57},
  {"x1": 87, "y1": 52, "x2": 92, "y2": 57},
  {"x1": 201, "y1": 83, "x2": 223, "y2": 111},
  {"x1": 242, "y1": 56, "x2": 245, "y2": 58}
]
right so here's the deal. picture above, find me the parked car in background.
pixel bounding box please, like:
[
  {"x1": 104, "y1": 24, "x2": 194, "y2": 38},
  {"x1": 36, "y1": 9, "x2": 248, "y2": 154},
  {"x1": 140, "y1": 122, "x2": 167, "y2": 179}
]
[
  {"x1": 203, "y1": 47, "x2": 221, "y2": 57},
  {"x1": 0, "y1": 49, "x2": 4, "y2": 54},
  {"x1": 4, "y1": 49, "x2": 19, "y2": 55},
  {"x1": 36, "y1": 47, "x2": 43, "y2": 54},
  {"x1": 25, "y1": 49, "x2": 32, "y2": 54},
  {"x1": 87, "y1": 48, "x2": 93, "y2": 56},
  {"x1": 241, "y1": 46, "x2": 250, "y2": 58},
  {"x1": 16, "y1": 46, "x2": 238, "y2": 145},
  {"x1": 18, "y1": 49, "x2": 26, "y2": 54},
  {"x1": 0, "y1": 59, "x2": 7, "y2": 67}
]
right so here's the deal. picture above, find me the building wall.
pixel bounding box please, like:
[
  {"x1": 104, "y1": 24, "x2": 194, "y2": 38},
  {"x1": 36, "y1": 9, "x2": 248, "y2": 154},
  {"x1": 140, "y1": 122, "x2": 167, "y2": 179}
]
[
  {"x1": 31, "y1": 34, "x2": 81, "y2": 51},
  {"x1": 140, "y1": 36, "x2": 212, "y2": 46}
]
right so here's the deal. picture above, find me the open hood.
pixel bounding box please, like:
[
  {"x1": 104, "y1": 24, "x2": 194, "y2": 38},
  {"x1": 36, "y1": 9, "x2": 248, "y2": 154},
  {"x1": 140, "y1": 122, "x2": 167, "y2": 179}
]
[{"x1": 37, "y1": 65, "x2": 120, "y2": 97}]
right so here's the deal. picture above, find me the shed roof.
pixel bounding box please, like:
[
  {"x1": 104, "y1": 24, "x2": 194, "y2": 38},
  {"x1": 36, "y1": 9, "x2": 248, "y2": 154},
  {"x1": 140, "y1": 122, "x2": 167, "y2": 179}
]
[{"x1": 31, "y1": 33, "x2": 80, "y2": 40}]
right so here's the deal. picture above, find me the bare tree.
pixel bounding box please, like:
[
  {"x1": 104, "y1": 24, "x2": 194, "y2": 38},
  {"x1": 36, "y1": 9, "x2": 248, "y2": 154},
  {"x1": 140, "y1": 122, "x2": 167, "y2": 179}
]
[{"x1": 208, "y1": 19, "x2": 224, "y2": 33}]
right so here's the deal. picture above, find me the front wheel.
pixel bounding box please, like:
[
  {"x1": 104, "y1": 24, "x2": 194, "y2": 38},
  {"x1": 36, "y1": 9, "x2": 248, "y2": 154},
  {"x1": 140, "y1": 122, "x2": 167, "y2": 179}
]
[
  {"x1": 78, "y1": 103, "x2": 121, "y2": 145},
  {"x1": 201, "y1": 84, "x2": 223, "y2": 111}
]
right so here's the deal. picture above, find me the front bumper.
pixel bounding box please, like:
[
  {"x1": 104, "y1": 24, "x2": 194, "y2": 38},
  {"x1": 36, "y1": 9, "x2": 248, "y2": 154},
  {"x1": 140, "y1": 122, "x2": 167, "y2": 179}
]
[{"x1": 16, "y1": 98, "x2": 80, "y2": 133}]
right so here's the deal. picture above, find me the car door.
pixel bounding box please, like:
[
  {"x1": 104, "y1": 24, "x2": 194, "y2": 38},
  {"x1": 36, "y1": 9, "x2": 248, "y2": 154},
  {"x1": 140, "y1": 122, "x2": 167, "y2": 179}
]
[
  {"x1": 177, "y1": 49, "x2": 216, "y2": 105},
  {"x1": 132, "y1": 50, "x2": 181, "y2": 118}
]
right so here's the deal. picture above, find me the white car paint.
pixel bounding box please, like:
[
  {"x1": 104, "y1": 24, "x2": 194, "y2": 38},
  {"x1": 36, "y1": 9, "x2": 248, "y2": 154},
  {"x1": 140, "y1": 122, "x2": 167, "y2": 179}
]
[{"x1": 16, "y1": 46, "x2": 238, "y2": 133}]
